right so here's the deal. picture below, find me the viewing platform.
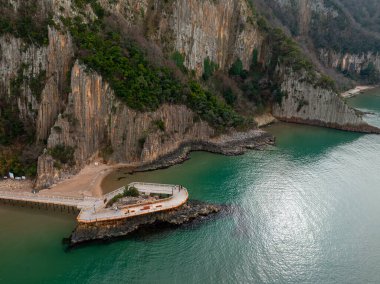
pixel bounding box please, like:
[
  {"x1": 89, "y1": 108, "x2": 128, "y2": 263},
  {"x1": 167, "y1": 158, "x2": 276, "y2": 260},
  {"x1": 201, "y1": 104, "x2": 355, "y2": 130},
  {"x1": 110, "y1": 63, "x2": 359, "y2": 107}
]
[
  {"x1": 78, "y1": 182, "x2": 188, "y2": 223},
  {"x1": 0, "y1": 182, "x2": 189, "y2": 223}
]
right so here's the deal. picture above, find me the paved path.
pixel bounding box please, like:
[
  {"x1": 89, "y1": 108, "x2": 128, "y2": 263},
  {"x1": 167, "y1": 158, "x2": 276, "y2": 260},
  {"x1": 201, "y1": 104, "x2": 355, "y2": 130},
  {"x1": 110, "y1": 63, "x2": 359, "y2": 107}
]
[
  {"x1": 78, "y1": 183, "x2": 189, "y2": 222},
  {"x1": 0, "y1": 182, "x2": 189, "y2": 223},
  {"x1": 0, "y1": 191, "x2": 96, "y2": 208}
]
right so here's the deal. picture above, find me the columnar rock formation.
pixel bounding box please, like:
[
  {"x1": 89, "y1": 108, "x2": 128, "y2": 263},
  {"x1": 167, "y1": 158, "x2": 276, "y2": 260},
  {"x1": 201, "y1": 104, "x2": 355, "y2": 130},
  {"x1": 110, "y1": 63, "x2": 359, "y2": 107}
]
[
  {"x1": 170, "y1": 0, "x2": 262, "y2": 74},
  {"x1": 0, "y1": 27, "x2": 73, "y2": 141},
  {"x1": 318, "y1": 49, "x2": 380, "y2": 75},
  {"x1": 1, "y1": 0, "x2": 378, "y2": 190},
  {"x1": 273, "y1": 71, "x2": 380, "y2": 133},
  {"x1": 36, "y1": 62, "x2": 215, "y2": 188},
  {"x1": 36, "y1": 28, "x2": 74, "y2": 141},
  {"x1": 255, "y1": 0, "x2": 380, "y2": 75}
]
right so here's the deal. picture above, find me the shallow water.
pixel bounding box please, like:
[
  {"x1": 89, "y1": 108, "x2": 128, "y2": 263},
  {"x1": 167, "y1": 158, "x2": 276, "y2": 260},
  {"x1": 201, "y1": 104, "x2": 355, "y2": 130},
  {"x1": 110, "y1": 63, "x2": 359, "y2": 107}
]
[{"x1": 1, "y1": 90, "x2": 380, "y2": 283}]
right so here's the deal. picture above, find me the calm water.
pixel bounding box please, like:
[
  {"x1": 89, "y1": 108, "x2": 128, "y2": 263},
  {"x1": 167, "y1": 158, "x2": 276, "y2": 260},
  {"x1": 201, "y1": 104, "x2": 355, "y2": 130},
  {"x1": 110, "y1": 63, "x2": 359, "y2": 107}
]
[{"x1": 1, "y1": 90, "x2": 380, "y2": 283}]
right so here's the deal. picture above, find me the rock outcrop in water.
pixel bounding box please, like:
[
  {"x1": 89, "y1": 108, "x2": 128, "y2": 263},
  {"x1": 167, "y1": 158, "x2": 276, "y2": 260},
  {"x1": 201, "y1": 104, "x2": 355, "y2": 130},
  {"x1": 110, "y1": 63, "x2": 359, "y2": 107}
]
[
  {"x1": 272, "y1": 70, "x2": 380, "y2": 133},
  {"x1": 70, "y1": 200, "x2": 222, "y2": 245}
]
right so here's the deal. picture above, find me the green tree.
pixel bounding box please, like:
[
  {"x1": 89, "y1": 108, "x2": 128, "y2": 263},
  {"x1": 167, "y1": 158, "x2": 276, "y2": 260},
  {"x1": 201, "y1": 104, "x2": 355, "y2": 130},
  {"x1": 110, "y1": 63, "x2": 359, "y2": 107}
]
[{"x1": 202, "y1": 57, "x2": 218, "y2": 80}]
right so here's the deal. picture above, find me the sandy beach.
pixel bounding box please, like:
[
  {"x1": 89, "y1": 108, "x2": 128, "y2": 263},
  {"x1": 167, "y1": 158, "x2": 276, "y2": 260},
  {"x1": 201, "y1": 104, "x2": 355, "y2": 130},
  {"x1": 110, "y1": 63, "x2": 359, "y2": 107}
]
[
  {"x1": 0, "y1": 163, "x2": 113, "y2": 198},
  {"x1": 0, "y1": 179, "x2": 34, "y2": 193},
  {"x1": 0, "y1": 129, "x2": 274, "y2": 199},
  {"x1": 39, "y1": 164, "x2": 112, "y2": 198},
  {"x1": 341, "y1": 86, "x2": 376, "y2": 98}
]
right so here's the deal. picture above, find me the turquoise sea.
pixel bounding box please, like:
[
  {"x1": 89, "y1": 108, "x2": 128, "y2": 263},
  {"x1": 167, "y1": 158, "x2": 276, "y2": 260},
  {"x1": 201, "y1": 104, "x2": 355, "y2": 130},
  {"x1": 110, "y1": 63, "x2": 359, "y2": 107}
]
[{"x1": 1, "y1": 90, "x2": 380, "y2": 283}]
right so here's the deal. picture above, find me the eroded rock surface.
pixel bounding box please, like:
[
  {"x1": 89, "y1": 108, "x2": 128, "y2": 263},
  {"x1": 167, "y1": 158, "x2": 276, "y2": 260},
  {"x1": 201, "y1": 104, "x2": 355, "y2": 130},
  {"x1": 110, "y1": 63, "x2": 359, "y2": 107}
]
[{"x1": 70, "y1": 200, "x2": 222, "y2": 245}]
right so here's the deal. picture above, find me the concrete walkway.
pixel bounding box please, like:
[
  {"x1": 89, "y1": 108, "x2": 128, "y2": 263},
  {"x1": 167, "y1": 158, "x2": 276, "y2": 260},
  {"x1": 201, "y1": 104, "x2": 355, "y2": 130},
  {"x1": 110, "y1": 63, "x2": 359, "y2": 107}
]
[
  {"x1": 77, "y1": 183, "x2": 189, "y2": 223},
  {"x1": 0, "y1": 190, "x2": 96, "y2": 207},
  {"x1": 0, "y1": 182, "x2": 189, "y2": 223}
]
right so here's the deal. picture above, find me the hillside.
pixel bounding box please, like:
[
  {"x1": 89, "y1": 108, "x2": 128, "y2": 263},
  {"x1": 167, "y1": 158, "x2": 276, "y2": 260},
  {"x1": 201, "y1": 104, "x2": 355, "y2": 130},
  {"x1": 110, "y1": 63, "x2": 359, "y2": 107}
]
[
  {"x1": 252, "y1": 0, "x2": 380, "y2": 87},
  {"x1": 0, "y1": 0, "x2": 376, "y2": 189}
]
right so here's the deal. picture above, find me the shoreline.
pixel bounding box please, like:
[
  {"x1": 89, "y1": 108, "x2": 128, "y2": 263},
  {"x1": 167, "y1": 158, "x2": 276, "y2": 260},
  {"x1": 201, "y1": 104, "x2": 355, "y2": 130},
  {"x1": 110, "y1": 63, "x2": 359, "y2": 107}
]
[
  {"x1": 341, "y1": 85, "x2": 377, "y2": 98},
  {"x1": 0, "y1": 129, "x2": 275, "y2": 199}
]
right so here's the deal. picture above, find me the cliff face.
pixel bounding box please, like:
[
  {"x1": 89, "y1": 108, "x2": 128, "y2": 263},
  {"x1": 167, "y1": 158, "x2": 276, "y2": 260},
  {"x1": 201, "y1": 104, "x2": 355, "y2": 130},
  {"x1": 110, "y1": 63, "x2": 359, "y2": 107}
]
[
  {"x1": 272, "y1": 69, "x2": 379, "y2": 133},
  {"x1": 0, "y1": 27, "x2": 73, "y2": 141},
  {"x1": 99, "y1": 0, "x2": 262, "y2": 74},
  {"x1": 254, "y1": 0, "x2": 380, "y2": 79},
  {"x1": 318, "y1": 49, "x2": 380, "y2": 75},
  {"x1": 36, "y1": 62, "x2": 215, "y2": 188},
  {"x1": 1, "y1": 0, "x2": 378, "y2": 189},
  {"x1": 0, "y1": 34, "x2": 46, "y2": 128},
  {"x1": 36, "y1": 28, "x2": 74, "y2": 141},
  {"x1": 169, "y1": 0, "x2": 262, "y2": 74}
]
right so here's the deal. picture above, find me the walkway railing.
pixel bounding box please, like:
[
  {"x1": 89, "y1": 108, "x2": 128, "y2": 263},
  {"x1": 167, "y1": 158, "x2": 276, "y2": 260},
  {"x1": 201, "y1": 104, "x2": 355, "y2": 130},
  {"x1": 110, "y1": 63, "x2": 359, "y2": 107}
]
[
  {"x1": 0, "y1": 182, "x2": 189, "y2": 223},
  {"x1": 103, "y1": 186, "x2": 125, "y2": 200},
  {"x1": 0, "y1": 191, "x2": 88, "y2": 207}
]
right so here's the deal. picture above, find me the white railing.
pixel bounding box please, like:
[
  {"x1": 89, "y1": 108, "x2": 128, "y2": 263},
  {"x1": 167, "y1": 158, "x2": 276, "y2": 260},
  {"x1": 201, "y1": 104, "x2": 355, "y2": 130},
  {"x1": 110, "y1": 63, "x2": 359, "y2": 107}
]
[
  {"x1": 129, "y1": 182, "x2": 177, "y2": 195},
  {"x1": 103, "y1": 186, "x2": 125, "y2": 200},
  {"x1": 103, "y1": 182, "x2": 178, "y2": 200},
  {"x1": 0, "y1": 191, "x2": 84, "y2": 203},
  {"x1": 77, "y1": 187, "x2": 189, "y2": 223}
]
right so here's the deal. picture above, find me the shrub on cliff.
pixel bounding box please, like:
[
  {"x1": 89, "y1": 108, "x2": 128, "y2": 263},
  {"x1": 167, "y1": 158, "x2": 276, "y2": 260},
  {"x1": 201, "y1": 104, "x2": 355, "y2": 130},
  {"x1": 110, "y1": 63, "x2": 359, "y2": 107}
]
[
  {"x1": 229, "y1": 59, "x2": 244, "y2": 77},
  {"x1": 63, "y1": 13, "x2": 245, "y2": 130},
  {"x1": 48, "y1": 145, "x2": 75, "y2": 166},
  {"x1": 0, "y1": 0, "x2": 52, "y2": 46},
  {"x1": 171, "y1": 51, "x2": 187, "y2": 73},
  {"x1": 203, "y1": 57, "x2": 218, "y2": 81}
]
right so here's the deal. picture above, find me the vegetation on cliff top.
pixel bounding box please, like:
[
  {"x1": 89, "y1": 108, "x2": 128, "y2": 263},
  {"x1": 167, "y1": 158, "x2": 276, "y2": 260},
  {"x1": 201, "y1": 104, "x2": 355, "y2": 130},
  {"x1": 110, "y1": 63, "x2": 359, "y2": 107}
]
[
  {"x1": 257, "y1": 15, "x2": 336, "y2": 91},
  {"x1": 62, "y1": 6, "x2": 244, "y2": 129},
  {"x1": 253, "y1": 0, "x2": 380, "y2": 85},
  {"x1": 0, "y1": 0, "x2": 51, "y2": 46},
  {"x1": 48, "y1": 145, "x2": 75, "y2": 166}
]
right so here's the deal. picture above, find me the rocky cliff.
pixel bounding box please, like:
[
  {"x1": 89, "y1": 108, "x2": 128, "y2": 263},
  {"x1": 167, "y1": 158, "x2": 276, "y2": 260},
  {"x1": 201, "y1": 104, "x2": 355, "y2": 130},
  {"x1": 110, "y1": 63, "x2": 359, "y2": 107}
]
[
  {"x1": 96, "y1": 0, "x2": 262, "y2": 75},
  {"x1": 253, "y1": 0, "x2": 380, "y2": 83},
  {"x1": 272, "y1": 69, "x2": 380, "y2": 133},
  {"x1": 36, "y1": 63, "x2": 275, "y2": 189},
  {"x1": 318, "y1": 49, "x2": 380, "y2": 76},
  {"x1": 1, "y1": 0, "x2": 378, "y2": 189},
  {"x1": 36, "y1": 62, "x2": 215, "y2": 188},
  {"x1": 0, "y1": 27, "x2": 73, "y2": 141},
  {"x1": 169, "y1": 0, "x2": 262, "y2": 75}
]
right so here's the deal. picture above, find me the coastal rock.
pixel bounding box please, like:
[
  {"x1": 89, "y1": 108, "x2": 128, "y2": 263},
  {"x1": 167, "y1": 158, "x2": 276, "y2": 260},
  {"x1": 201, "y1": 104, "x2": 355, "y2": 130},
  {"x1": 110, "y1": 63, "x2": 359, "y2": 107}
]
[
  {"x1": 1, "y1": 0, "x2": 377, "y2": 191},
  {"x1": 272, "y1": 70, "x2": 380, "y2": 133},
  {"x1": 136, "y1": 129, "x2": 275, "y2": 172},
  {"x1": 36, "y1": 27, "x2": 74, "y2": 141},
  {"x1": 107, "y1": 0, "x2": 264, "y2": 75},
  {"x1": 318, "y1": 49, "x2": 380, "y2": 75},
  {"x1": 70, "y1": 200, "x2": 222, "y2": 245},
  {"x1": 35, "y1": 153, "x2": 55, "y2": 189},
  {"x1": 168, "y1": 0, "x2": 262, "y2": 75},
  {"x1": 0, "y1": 27, "x2": 73, "y2": 140},
  {"x1": 36, "y1": 61, "x2": 275, "y2": 188}
]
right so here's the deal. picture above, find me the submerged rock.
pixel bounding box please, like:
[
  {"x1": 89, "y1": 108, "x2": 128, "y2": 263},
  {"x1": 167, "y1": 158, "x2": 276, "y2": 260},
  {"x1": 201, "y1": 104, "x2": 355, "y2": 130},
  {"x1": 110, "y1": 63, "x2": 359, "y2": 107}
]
[{"x1": 70, "y1": 201, "x2": 222, "y2": 245}]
